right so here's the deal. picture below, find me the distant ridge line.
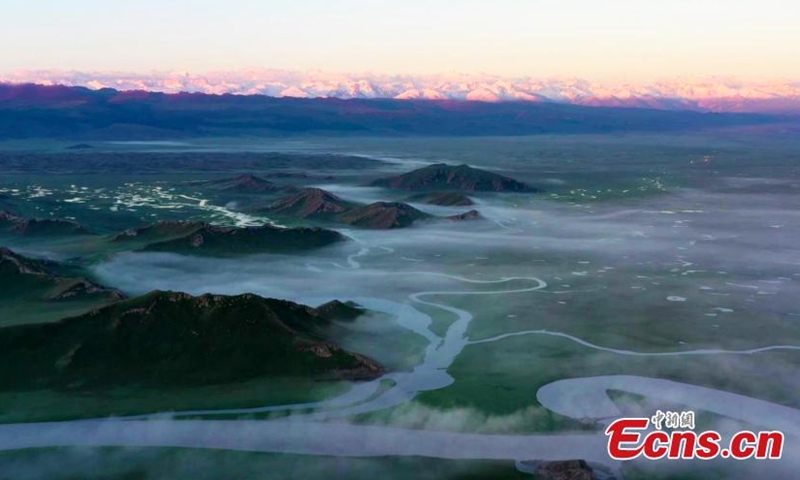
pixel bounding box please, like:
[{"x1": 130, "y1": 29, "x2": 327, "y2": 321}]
[{"x1": 0, "y1": 83, "x2": 788, "y2": 140}]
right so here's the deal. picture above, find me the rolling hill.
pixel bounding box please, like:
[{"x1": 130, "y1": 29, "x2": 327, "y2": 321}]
[
  {"x1": 189, "y1": 173, "x2": 282, "y2": 192},
  {"x1": 336, "y1": 202, "x2": 431, "y2": 229},
  {"x1": 263, "y1": 188, "x2": 357, "y2": 219},
  {"x1": 0, "y1": 290, "x2": 383, "y2": 390},
  {"x1": 0, "y1": 247, "x2": 125, "y2": 326},
  {"x1": 112, "y1": 221, "x2": 346, "y2": 255},
  {"x1": 371, "y1": 164, "x2": 538, "y2": 192},
  {"x1": 264, "y1": 188, "x2": 482, "y2": 229}
]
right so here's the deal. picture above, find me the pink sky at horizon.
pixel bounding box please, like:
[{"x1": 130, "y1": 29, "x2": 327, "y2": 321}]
[
  {"x1": 1, "y1": 1, "x2": 800, "y2": 83},
  {"x1": 4, "y1": 68, "x2": 799, "y2": 89}
]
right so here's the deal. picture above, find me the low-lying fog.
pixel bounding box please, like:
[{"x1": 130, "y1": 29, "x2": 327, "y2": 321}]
[
  {"x1": 4, "y1": 134, "x2": 800, "y2": 479},
  {"x1": 94, "y1": 181, "x2": 800, "y2": 325},
  {"x1": 86, "y1": 174, "x2": 800, "y2": 478}
]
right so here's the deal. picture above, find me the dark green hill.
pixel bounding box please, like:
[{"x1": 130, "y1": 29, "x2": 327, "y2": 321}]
[
  {"x1": 0, "y1": 291, "x2": 383, "y2": 390},
  {"x1": 0, "y1": 247, "x2": 125, "y2": 327},
  {"x1": 371, "y1": 164, "x2": 539, "y2": 192},
  {"x1": 0, "y1": 247, "x2": 124, "y2": 302},
  {"x1": 112, "y1": 221, "x2": 206, "y2": 244},
  {"x1": 112, "y1": 221, "x2": 346, "y2": 255}
]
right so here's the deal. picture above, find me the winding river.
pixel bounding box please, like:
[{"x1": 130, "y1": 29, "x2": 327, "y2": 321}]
[{"x1": 1, "y1": 236, "x2": 799, "y2": 477}]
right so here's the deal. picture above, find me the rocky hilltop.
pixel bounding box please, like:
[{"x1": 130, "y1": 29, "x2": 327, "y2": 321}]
[
  {"x1": 337, "y1": 202, "x2": 430, "y2": 229},
  {"x1": 0, "y1": 290, "x2": 384, "y2": 390},
  {"x1": 190, "y1": 173, "x2": 281, "y2": 192},
  {"x1": 113, "y1": 220, "x2": 346, "y2": 255},
  {"x1": 371, "y1": 163, "x2": 538, "y2": 192},
  {"x1": 264, "y1": 188, "x2": 355, "y2": 219},
  {"x1": 264, "y1": 188, "x2": 482, "y2": 229}
]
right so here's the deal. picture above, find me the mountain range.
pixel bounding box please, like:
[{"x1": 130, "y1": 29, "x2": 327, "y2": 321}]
[
  {"x1": 0, "y1": 84, "x2": 782, "y2": 139},
  {"x1": 4, "y1": 70, "x2": 800, "y2": 113}
]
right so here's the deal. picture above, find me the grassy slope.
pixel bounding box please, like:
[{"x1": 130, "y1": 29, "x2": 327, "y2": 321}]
[
  {"x1": 0, "y1": 250, "x2": 123, "y2": 327},
  {"x1": 0, "y1": 291, "x2": 382, "y2": 391}
]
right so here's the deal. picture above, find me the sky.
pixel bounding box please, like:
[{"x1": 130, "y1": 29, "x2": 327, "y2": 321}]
[{"x1": 1, "y1": 0, "x2": 799, "y2": 81}]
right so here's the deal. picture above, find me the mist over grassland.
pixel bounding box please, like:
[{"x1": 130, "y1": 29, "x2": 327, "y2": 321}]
[{"x1": 1, "y1": 132, "x2": 799, "y2": 479}]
